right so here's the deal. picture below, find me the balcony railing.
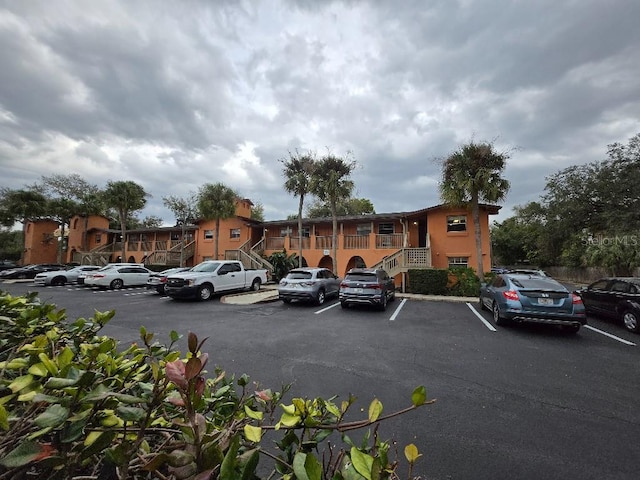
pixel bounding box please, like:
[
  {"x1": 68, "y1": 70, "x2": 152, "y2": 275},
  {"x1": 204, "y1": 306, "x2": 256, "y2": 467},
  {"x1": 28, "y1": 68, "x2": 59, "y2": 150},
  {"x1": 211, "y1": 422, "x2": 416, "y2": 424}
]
[
  {"x1": 266, "y1": 237, "x2": 285, "y2": 250},
  {"x1": 343, "y1": 234, "x2": 369, "y2": 249},
  {"x1": 315, "y1": 236, "x2": 333, "y2": 249},
  {"x1": 289, "y1": 237, "x2": 311, "y2": 250},
  {"x1": 375, "y1": 233, "x2": 403, "y2": 249}
]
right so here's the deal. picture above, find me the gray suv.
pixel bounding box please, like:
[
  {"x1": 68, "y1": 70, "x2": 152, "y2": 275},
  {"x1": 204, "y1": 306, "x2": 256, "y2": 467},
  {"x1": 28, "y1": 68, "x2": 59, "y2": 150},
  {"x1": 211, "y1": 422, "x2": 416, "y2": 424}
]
[
  {"x1": 278, "y1": 267, "x2": 341, "y2": 305},
  {"x1": 339, "y1": 268, "x2": 396, "y2": 311}
]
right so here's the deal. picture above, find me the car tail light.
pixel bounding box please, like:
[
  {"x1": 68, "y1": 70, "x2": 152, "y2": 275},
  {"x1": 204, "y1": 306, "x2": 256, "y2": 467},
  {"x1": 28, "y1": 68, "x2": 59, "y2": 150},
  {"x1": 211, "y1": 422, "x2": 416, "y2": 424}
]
[
  {"x1": 93, "y1": 274, "x2": 105, "y2": 279},
  {"x1": 502, "y1": 290, "x2": 519, "y2": 301},
  {"x1": 572, "y1": 293, "x2": 583, "y2": 304},
  {"x1": 300, "y1": 281, "x2": 315, "y2": 287},
  {"x1": 160, "y1": 276, "x2": 168, "y2": 282},
  {"x1": 370, "y1": 284, "x2": 382, "y2": 290}
]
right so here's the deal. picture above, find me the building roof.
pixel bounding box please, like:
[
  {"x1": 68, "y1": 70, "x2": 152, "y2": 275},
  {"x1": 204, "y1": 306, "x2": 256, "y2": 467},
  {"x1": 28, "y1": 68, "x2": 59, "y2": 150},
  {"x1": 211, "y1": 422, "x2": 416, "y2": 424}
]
[{"x1": 261, "y1": 203, "x2": 501, "y2": 226}]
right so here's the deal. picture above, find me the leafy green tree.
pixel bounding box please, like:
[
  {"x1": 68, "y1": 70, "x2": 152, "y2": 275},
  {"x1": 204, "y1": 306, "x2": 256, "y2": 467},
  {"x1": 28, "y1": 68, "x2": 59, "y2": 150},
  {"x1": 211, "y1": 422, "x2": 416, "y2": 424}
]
[
  {"x1": 281, "y1": 150, "x2": 317, "y2": 268},
  {"x1": 38, "y1": 174, "x2": 106, "y2": 251},
  {"x1": 585, "y1": 234, "x2": 640, "y2": 276},
  {"x1": 163, "y1": 193, "x2": 199, "y2": 267},
  {"x1": 439, "y1": 141, "x2": 510, "y2": 278},
  {"x1": 47, "y1": 197, "x2": 79, "y2": 263},
  {"x1": 197, "y1": 183, "x2": 238, "y2": 260},
  {"x1": 250, "y1": 201, "x2": 265, "y2": 222},
  {"x1": 103, "y1": 181, "x2": 149, "y2": 263},
  {"x1": 491, "y1": 201, "x2": 547, "y2": 266},
  {"x1": 140, "y1": 215, "x2": 163, "y2": 228},
  {"x1": 306, "y1": 197, "x2": 375, "y2": 218},
  {"x1": 0, "y1": 228, "x2": 23, "y2": 260},
  {"x1": 310, "y1": 152, "x2": 357, "y2": 273}
]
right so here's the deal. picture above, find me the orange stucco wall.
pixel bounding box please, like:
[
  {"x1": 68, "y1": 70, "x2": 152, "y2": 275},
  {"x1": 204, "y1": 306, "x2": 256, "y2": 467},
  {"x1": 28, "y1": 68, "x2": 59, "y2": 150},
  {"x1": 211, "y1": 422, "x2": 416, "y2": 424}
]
[
  {"x1": 427, "y1": 208, "x2": 492, "y2": 272},
  {"x1": 67, "y1": 215, "x2": 111, "y2": 262},
  {"x1": 23, "y1": 220, "x2": 59, "y2": 265}
]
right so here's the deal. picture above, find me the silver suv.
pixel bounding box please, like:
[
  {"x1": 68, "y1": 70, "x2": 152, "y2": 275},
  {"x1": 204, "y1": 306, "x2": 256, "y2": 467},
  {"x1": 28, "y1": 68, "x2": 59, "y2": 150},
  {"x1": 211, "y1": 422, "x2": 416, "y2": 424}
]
[
  {"x1": 278, "y1": 267, "x2": 341, "y2": 305},
  {"x1": 339, "y1": 268, "x2": 396, "y2": 311}
]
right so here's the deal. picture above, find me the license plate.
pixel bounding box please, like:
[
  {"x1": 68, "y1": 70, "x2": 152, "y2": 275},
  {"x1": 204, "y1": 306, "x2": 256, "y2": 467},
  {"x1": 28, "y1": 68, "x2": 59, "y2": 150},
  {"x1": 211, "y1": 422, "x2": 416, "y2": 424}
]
[
  {"x1": 355, "y1": 288, "x2": 363, "y2": 294},
  {"x1": 538, "y1": 298, "x2": 553, "y2": 305}
]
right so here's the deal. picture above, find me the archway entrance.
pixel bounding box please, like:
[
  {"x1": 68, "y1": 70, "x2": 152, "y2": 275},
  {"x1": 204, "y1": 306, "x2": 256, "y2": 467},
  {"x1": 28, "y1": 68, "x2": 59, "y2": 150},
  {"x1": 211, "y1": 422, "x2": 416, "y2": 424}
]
[
  {"x1": 344, "y1": 256, "x2": 366, "y2": 276},
  {"x1": 318, "y1": 255, "x2": 333, "y2": 271}
]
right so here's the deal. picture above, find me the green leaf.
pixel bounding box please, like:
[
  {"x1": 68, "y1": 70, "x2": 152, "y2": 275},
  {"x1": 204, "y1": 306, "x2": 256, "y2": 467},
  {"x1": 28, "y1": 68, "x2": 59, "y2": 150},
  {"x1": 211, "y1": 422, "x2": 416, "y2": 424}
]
[
  {"x1": 239, "y1": 449, "x2": 260, "y2": 480},
  {"x1": 411, "y1": 385, "x2": 427, "y2": 406},
  {"x1": 350, "y1": 447, "x2": 373, "y2": 480},
  {"x1": 37, "y1": 353, "x2": 59, "y2": 375},
  {"x1": 170, "y1": 330, "x2": 180, "y2": 342},
  {"x1": 0, "y1": 403, "x2": 9, "y2": 430},
  {"x1": 34, "y1": 404, "x2": 69, "y2": 428},
  {"x1": 243, "y1": 424, "x2": 262, "y2": 443},
  {"x1": 404, "y1": 443, "x2": 422, "y2": 463},
  {"x1": 293, "y1": 452, "x2": 322, "y2": 480},
  {"x1": 368, "y1": 398, "x2": 383, "y2": 422},
  {"x1": 28, "y1": 363, "x2": 49, "y2": 377},
  {"x1": 116, "y1": 406, "x2": 146, "y2": 422},
  {"x1": 244, "y1": 405, "x2": 263, "y2": 420},
  {"x1": 8, "y1": 374, "x2": 34, "y2": 393},
  {"x1": 220, "y1": 435, "x2": 240, "y2": 480},
  {"x1": 0, "y1": 441, "x2": 54, "y2": 468}
]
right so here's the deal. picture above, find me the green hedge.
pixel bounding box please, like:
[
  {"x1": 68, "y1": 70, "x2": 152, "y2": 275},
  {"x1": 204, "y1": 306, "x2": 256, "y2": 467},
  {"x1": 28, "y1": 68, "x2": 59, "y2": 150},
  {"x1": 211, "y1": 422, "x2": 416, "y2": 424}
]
[
  {"x1": 407, "y1": 267, "x2": 481, "y2": 296},
  {"x1": 0, "y1": 290, "x2": 431, "y2": 479}
]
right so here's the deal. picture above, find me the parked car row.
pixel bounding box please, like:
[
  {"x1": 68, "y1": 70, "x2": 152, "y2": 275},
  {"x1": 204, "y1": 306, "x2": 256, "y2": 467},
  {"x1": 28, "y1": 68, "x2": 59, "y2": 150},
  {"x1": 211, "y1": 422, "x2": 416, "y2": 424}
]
[
  {"x1": 277, "y1": 266, "x2": 396, "y2": 311},
  {"x1": 0, "y1": 263, "x2": 66, "y2": 279},
  {"x1": 480, "y1": 270, "x2": 640, "y2": 335}
]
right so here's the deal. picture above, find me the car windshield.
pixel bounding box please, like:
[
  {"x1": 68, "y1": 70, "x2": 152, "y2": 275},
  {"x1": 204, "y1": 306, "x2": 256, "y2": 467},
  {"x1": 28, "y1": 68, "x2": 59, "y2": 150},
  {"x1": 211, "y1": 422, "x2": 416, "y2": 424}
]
[
  {"x1": 345, "y1": 273, "x2": 377, "y2": 282},
  {"x1": 191, "y1": 262, "x2": 220, "y2": 272},
  {"x1": 287, "y1": 271, "x2": 312, "y2": 280},
  {"x1": 511, "y1": 277, "x2": 565, "y2": 290}
]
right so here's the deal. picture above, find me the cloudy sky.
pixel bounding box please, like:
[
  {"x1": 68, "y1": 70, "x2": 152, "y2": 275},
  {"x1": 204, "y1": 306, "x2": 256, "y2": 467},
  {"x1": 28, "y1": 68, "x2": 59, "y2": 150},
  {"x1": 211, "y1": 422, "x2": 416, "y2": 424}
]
[{"x1": 1, "y1": 0, "x2": 639, "y2": 225}]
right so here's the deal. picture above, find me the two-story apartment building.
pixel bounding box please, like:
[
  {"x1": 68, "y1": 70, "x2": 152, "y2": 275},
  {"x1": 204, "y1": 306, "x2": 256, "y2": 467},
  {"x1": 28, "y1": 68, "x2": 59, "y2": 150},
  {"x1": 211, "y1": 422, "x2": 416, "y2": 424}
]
[{"x1": 22, "y1": 199, "x2": 499, "y2": 288}]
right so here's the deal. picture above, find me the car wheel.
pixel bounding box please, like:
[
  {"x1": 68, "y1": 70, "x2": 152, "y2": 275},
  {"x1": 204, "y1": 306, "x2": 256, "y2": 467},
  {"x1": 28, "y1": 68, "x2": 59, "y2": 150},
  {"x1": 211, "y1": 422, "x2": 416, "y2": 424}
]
[
  {"x1": 493, "y1": 302, "x2": 507, "y2": 326},
  {"x1": 282, "y1": 298, "x2": 292, "y2": 304},
  {"x1": 340, "y1": 301, "x2": 349, "y2": 309},
  {"x1": 198, "y1": 284, "x2": 213, "y2": 301},
  {"x1": 51, "y1": 276, "x2": 66, "y2": 286},
  {"x1": 478, "y1": 298, "x2": 487, "y2": 310},
  {"x1": 378, "y1": 293, "x2": 387, "y2": 311},
  {"x1": 389, "y1": 290, "x2": 396, "y2": 302},
  {"x1": 316, "y1": 289, "x2": 326, "y2": 305},
  {"x1": 251, "y1": 278, "x2": 261, "y2": 291},
  {"x1": 622, "y1": 310, "x2": 640, "y2": 333},
  {"x1": 110, "y1": 279, "x2": 124, "y2": 290}
]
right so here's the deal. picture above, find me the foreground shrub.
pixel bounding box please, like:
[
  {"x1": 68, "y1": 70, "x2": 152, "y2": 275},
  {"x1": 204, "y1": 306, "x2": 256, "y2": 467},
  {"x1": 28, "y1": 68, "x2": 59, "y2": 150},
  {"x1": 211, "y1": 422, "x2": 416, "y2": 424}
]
[{"x1": 0, "y1": 290, "x2": 433, "y2": 479}]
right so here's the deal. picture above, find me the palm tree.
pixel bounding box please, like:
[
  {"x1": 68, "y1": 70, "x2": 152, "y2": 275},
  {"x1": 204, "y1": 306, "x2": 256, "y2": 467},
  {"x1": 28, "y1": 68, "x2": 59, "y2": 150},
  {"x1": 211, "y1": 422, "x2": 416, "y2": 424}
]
[
  {"x1": 439, "y1": 140, "x2": 510, "y2": 279},
  {"x1": 281, "y1": 150, "x2": 317, "y2": 267},
  {"x1": 0, "y1": 188, "x2": 48, "y2": 264},
  {"x1": 103, "y1": 181, "x2": 149, "y2": 263},
  {"x1": 197, "y1": 183, "x2": 238, "y2": 260},
  {"x1": 310, "y1": 152, "x2": 357, "y2": 274},
  {"x1": 163, "y1": 194, "x2": 198, "y2": 267}
]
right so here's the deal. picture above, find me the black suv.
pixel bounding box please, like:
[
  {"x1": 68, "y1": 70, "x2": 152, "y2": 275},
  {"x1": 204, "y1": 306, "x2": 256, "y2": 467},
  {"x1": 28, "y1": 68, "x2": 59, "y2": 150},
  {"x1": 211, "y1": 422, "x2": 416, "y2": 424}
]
[
  {"x1": 577, "y1": 277, "x2": 640, "y2": 333},
  {"x1": 339, "y1": 268, "x2": 395, "y2": 311}
]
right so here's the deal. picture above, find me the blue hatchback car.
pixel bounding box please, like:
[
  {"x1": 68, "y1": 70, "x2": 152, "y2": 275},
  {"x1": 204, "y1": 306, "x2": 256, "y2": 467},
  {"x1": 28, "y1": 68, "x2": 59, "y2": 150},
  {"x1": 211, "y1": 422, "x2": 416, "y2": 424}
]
[{"x1": 479, "y1": 273, "x2": 586, "y2": 332}]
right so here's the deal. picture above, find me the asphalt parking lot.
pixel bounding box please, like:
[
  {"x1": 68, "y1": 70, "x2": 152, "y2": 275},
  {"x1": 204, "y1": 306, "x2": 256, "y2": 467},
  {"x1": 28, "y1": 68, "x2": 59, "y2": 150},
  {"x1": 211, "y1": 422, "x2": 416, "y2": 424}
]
[{"x1": 2, "y1": 280, "x2": 639, "y2": 480}]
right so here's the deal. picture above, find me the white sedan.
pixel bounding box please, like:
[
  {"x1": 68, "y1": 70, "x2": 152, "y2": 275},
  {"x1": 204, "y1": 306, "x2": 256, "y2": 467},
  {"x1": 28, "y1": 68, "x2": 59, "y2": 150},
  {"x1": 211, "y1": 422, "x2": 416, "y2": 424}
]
[
  {"x1": 84, "y1": 265, "x2": 153, "y2": 289},
  {"x1": 34, "y1": 265, "x2": 102, "y2": 286}
]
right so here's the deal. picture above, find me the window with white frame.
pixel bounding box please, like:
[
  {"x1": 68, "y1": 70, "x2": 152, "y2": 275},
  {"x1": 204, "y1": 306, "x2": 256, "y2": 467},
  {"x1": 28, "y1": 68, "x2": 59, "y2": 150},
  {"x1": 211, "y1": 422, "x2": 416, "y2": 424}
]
[
  {"x1": 448, "y1": 257, "x2": 469, "y2": 268},
  {"x1": 356, "y1": 224, "x2": 372, "y2": 235},
  {"x1": 204, "y1": 230, "x2": 214, "y2": 239},
  {"x1": 447, "y1": 215, "x2": 467, "y2": 232},
  {"x1": 230, "y1": 228, "x2": 241, "y2": 239}
]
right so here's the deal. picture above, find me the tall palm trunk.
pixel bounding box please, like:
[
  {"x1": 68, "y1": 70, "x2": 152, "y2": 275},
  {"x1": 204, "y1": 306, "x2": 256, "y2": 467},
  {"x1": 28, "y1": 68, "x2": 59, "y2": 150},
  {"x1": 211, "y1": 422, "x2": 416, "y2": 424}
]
[
  {"x1": 471, "y1": 192, "x2": 484, "y2": 279},
  {"x1": 331, "y1": 202, "x2": 338, "y2": 274},
  {"x1": 297, "y1": 195, "x2": 304, "y2": 267}
]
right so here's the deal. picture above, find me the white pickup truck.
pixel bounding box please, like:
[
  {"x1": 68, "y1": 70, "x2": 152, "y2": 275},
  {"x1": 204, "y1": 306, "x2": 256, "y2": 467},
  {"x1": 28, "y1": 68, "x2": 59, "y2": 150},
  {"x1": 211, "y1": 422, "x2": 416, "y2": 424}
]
[{"x1": 164, "y1": 260, "x2": 269, "y2": 301}]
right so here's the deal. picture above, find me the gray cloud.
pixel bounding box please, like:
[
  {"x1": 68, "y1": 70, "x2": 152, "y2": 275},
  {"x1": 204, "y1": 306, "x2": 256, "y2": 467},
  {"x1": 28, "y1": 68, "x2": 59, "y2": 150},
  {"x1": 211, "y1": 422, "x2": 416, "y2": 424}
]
[{"x1": 1, "y1": 0, "x2": 639, "y2": 225}]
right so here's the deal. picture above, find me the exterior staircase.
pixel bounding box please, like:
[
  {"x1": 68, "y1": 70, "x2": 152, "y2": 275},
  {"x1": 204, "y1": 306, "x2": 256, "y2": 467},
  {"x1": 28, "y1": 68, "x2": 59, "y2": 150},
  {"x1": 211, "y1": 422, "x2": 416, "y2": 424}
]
[
  {"x1": 145, "y1": 240, "x2": 196, "y2": 266},
  {"x1": 370, "y1": 247, "x2": 431, "y2": 278},
  {"x1": 225, "y1": 238, "x2": 274, "y2": 274}
]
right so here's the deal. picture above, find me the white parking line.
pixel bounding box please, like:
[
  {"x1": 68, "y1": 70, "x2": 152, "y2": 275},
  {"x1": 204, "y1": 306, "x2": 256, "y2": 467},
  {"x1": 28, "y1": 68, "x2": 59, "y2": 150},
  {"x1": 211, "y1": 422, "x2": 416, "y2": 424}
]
[
  {"x1": 466, "y1": 302, "x2": 497, "y2": 332},
  {"x1": 315, "y1": 302, "x2": 340, "y2": 314},
  {"x1": 584, "y1": 325, "x2": 636, "y2": 346},
  {"x1": 389, "y1": 298, "x2": 407, "y2": 321}
]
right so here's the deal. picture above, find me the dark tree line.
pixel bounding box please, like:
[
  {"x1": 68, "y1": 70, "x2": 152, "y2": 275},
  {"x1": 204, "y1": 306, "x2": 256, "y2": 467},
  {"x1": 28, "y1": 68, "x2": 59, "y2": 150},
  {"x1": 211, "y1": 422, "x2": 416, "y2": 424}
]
[{"x1": 491, "y1": 133, "x2": 640, "y2": 275}]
